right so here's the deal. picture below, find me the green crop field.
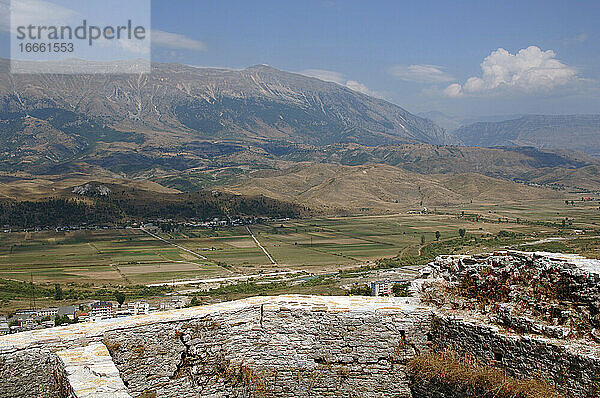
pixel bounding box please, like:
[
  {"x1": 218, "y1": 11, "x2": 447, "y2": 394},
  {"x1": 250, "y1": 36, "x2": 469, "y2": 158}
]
[{"x1": 0, "y1": 197, "x2": 598, "y2": 313}]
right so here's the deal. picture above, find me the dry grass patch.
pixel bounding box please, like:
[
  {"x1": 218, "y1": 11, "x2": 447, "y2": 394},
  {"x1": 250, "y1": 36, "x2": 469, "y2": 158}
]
[
  {"x1": 407, "y1": 350, "x2": 564, "y2": 398},
  {"x1": 221, "y1": 362, "x2": 267, "y2": 398}
]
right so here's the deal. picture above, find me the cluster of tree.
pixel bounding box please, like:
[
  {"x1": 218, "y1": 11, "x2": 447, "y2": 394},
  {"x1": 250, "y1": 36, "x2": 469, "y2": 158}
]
[
  {"x1": 115, "y1": 291, "x2": 126, "y2": 307},
  {"x1": 497, "y1": 230, "x2": 519, "y2": 238},
  {"x1": 0, "y1": 279, "x2": 54, "y2": 302},
  {"x1": 562, "y1": 218, "x2": 573, "y2": 227},
  {"x1": 0, "y1": 199, "x2": 121, "y2": 228},
  {"x1": 158, "y1": 221, "x2": 180, "y2": 233},
  {"x1": 347, "y1": 284, "x2": 371, "y2": 296},
  {"x1": 54, "y1": 314, "x2": 78, "y2": 326},
  {"x1": 0, "y1": 278, "x2": 170, "y2": 304},
  {"x1": 110, "y1": 191, "x2": 304, "y2": 221},
  {"x1": 392, "y1": 282, "x2": 410, "y2": 297},
  {"x1": 0, "y1": 189, "x2": 305, "y2": 228},
  {"x1": 54, "y1": 284, "x2": 63, "y2": 300},
  {"x1": 195, "y1": 281, "x2": 287, "y2": 297}
]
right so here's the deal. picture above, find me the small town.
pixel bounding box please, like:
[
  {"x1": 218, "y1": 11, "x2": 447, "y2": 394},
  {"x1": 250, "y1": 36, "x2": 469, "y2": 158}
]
[
  {"x1": 1, "y1": 273, "x2": 412, "y2": 335},
  {"x1": 1, "y1": 296, "x2": 190, "y2": 335}
]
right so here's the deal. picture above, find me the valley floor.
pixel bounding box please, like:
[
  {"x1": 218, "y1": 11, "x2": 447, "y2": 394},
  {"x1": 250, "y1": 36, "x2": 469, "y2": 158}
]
[{"x1": 0, "y1": 196, "x2": 599, "y2": 315}]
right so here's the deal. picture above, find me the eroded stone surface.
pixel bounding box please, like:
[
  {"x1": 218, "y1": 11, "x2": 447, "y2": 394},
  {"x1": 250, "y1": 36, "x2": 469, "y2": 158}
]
[
  {"x1": 420, "y1": 250, "x2": 600, "y2": 338},
  {"x1": 0, "y1": 295, "x2": 420, "y2": 353},
  {"x1": 56, "y1": 343, "x2": 131, "y2": 398},
  {"x1": 416, "y1": 250, "x2": 600, "y2": 397},
  {"x1": 0, "y1": 295, "x2": 430, "y2": 398},
  {"x1": 104, "y1": 302, "x2": 429, "y2": 397},
  {"x1": 429, "y1": 315, "x2": 600, "y2": 396}
]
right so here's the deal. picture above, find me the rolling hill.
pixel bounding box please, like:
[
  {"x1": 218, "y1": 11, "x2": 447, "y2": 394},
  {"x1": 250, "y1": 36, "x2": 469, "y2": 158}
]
[
  {"x1": 223, "y1": 163, "x2": 564, "y2": 213},
  {"x1": 0, "y1": 180, "x2": 305, "y2": 228},
  {"x1": 266, "y1": 143, "x2": 600, "y2": 192}
]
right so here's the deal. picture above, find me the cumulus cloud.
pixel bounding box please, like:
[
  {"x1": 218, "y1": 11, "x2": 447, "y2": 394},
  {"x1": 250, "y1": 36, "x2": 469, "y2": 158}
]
[
  {"x1": 299, "y1": 68, "x2": 383, "y2": 98},
  {"x1": 444, "y1": 46, "x2": 578, "y2": 97},
  {"x1": 151, "y1": 30, "x2": 207, "y2": 51},
  {"x1": 388, "y1": 64, "x2": 454, "y2": 83}
]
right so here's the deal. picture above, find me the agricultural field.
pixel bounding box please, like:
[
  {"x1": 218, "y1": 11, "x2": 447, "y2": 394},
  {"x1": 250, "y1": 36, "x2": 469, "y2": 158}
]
[
  {"x1": 0, "y1": 228, "x2": 225, "y2": 286},
  {"x1": 459, "y1": 197, "x2": 600, "y2": 229},
  {"x1": 0, "y1": 197, "x2": 597, "y2": 288},
  {"x1": 0, "y1": 196, "x2": 598, "y2": 315}
]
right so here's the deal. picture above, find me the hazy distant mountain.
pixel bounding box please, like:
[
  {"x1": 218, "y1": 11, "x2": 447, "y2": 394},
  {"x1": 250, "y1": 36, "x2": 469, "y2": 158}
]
[
  {"x1": 418, "y1": 111, "x2": 528, "y2": 132},
  {"x1": 417, "y1": 111, "x2": 462, "y2": 131},
  {"x1": 454, "y1": 115, "x2": 600, "y2": 157},
  {"x1": 458, "y1": 114, "x2": 525, "y2": 126},
  {"x1": 0, "y1": 60, "x2": 456, "y2": 164}
]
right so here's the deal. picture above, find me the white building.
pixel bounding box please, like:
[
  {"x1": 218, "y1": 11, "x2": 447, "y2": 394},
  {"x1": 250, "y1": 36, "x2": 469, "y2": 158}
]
[
  {"x1": 0, "y1": 317, "x2": 8, "y2": 335},
  {"x1": 37, "y1": 308, "x2": 58, "y2": 318},
  {"x1": 160, "y1": 296, "x2": 190, "y2": 311},
  {"x1": 90, "y1": 301, "x2": 114, "y2": 321},
  {"x1": 371, "y1": 280, "x2": 393, "y2": 296},
  {"x1": 127, "y1": 301, "x2": 150, "y2": 315},
  {"x1": 370, "y1": 280, "x2": 407, "y2": 297}
]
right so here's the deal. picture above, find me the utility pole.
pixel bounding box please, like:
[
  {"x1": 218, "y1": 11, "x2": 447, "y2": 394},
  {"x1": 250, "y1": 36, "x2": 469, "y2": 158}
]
[{"x1": 30, "y1": 272, "x2": 36, "y2": 311}]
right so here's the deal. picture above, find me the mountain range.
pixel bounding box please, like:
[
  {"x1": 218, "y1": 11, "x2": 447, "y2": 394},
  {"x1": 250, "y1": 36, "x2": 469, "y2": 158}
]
[
  {"x1": 0, "y1": 59, "x2": 598, "y2": 212},
  {"x1": 0, "y1": 60, "x2": 454, "y2": 169},
  {"x1": 417, "y1": 111, "x2": 528, "y2": 132},
  {"x1": 453, "y1": 115, "x2": 600, "y2": 157},
  {"x1": 418, "y1": 111, "x2": 600, "y2": 157}
]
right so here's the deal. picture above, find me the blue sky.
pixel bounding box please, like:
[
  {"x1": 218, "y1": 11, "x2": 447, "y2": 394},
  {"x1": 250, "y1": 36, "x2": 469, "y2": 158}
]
[{"x1": 2, "y1": 0, "x2": 600, "y2": 118}]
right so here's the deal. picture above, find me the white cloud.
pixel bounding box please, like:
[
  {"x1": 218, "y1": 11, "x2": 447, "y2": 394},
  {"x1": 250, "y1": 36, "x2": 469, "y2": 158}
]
[
  {"x1": 151, "y1": 30, "x2": 207, "y2": 51},
  {"x1": 345, "y1": 80, "x2": 375, "y2": 96},
  {"x1": 300, "y1": 69, "x2": 346, "y2": 84},
  {"x1": 443, "y1": 84, "x2": 463, "y2": 98},
  {"x1": 299, "y1": 69, "x2": 383, "y2": 98},
  {"x1": 1, "y1": 0, "x2": 79, "y2": 33},
  {"x1": 565, "y1": 33, "x2": 588, "y2": 43},
  {"x1": 444, "y1": 46, "x2": 578, "y2": 97},
  {"x1": 388, "y1": 64, "x2": 454, "y2": 83},
  {"x1": 116, "y1": 37, "x2": 150, "y2": 55}
]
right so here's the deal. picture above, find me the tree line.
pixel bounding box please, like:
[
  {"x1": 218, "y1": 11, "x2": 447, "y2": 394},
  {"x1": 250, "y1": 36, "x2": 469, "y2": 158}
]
[{"x1": 0, "y1": 190, "x2": 306, "y2": 228}]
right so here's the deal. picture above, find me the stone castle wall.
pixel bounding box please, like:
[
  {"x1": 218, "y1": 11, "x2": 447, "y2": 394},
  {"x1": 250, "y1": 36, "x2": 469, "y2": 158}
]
[
  {"x1": 430, "y1": 315, "x2": 600, "y2": 397},
  {"x1": 104, "y1": 300, "x2": 431, "y2": 397},
  {"x1": 1, "y1": 291, "x2": 599, "y2": 397},
  {"x1": 0, "y1": 296, "x2": 432, "y2": 398}
]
